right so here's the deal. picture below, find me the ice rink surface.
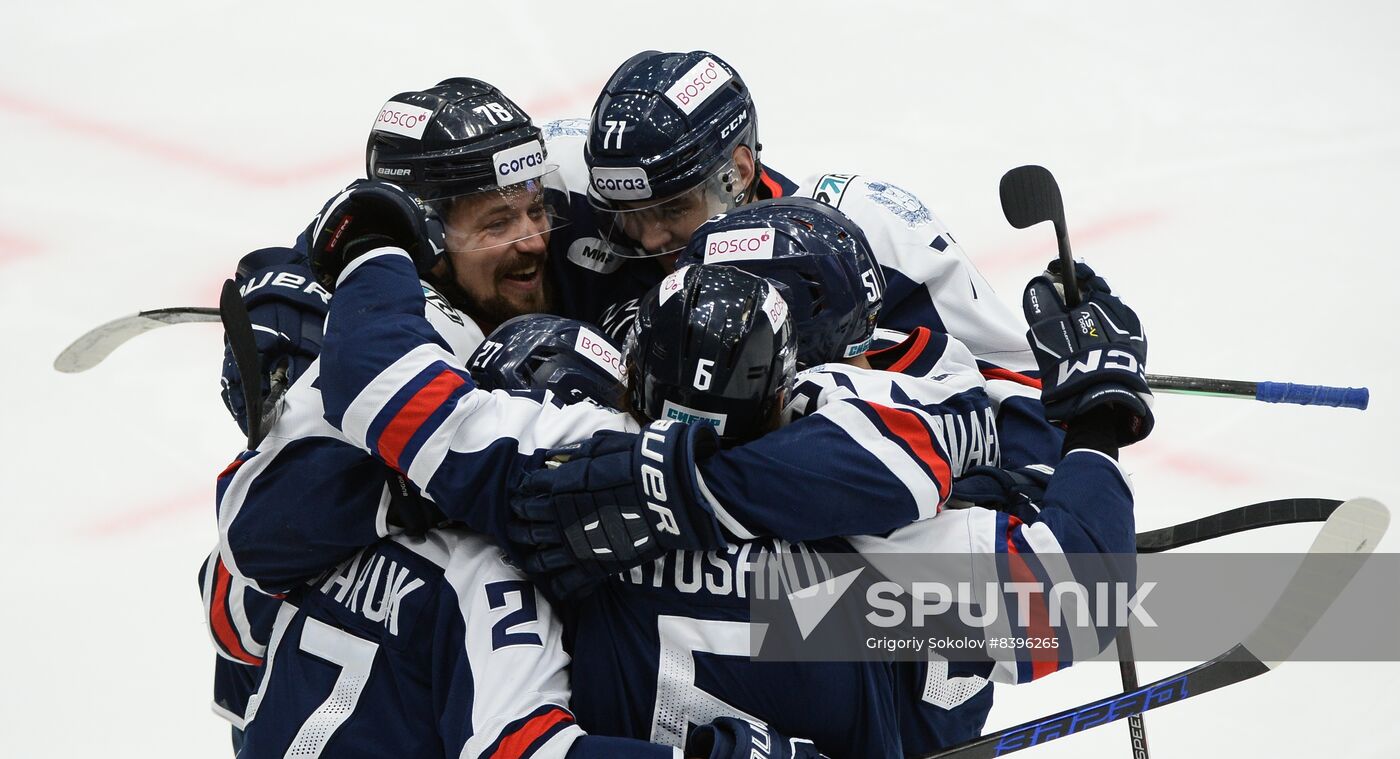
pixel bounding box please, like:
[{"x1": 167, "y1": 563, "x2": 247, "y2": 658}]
[{"x1": 3, "y1": 1, "x2": 1398, "y2": 756}]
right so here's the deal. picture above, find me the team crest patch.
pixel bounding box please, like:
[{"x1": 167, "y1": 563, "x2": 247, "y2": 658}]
[{"x1": 865, "y1": 180, "x2": 932, "y2": 228}]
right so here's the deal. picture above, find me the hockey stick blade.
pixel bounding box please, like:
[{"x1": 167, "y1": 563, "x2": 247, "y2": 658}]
[
  {"x1": 923, "y1": 497, "x2": 1389, "y2": 759},
  {"x1": 999, "y1": 165, "x2": 1078, "y2": 305},
  {"x1": 54, "y1": 307, "x2": 219, "y2": 373},
  {"x1": 1137, "y1": 498, "x2": 1342, "y2": 553}
]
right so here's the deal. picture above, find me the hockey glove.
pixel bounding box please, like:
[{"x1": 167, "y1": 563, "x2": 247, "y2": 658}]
[
  {"x1": 384, "y1": 470, "x2": 448, "y2": 537},
  {"x1": 688, "y1": 718, "x2": 830, "y2": 759},
  {"x1": 219, "y1": 247, "x2": 330, "y2": 435},
  {"x1": 509, "y1": 420, "x2": 728, "y2": 600},
  {"x1": 948, "y1": 463, "x2": 1054, "y2": 523},
  {"x1": 308, "y1": 181, "x2": 444, "y2": 290},
  {"x1": 1023, "y1": 260, "x2": 1153, "y2": 445}
]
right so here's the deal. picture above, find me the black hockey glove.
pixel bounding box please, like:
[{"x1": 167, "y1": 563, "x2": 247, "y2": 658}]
[
  {"x1": 1023, "y1": 260, "x2": 1153, "y2": 445},
  {"x1": 688, "y1": 718, "x2": 830, "y2": 759},
  {"x1": 509, "y1": 420, "x2": 728, "y2": 600},
  {"x1": 948, "y1": 463, "x2": 1054, "y2": 523},
  {"x1": 384, "y1": 470, "x2": 447, "y2": 537},
  {"x1": 308, "y1": 181, "x2": 444, "y2": 291},
  {"x1": 219, "y1": 247, "x2": 330, "y2": 435}
]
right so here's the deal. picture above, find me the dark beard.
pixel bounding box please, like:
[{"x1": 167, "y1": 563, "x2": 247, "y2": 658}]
[{"x1": 426, "y1": 270, "x2": 554, "y2": 334}]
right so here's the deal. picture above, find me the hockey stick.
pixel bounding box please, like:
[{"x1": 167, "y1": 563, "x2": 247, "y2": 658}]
[
  {"x1": 53, "y1": 307, "x2": 220, "y2": 373},
  {"x1": 998, "y1": 164, "x2": 1369, "y2": 412},
  {"x1": 1000, "y1": 164, "x2": 1152, "y2": 757},
  {"x1": 220, "y1": 280, "x2": 266, "y2": 449},
  {"x1": 1136, "y1": 497, "x2": 1341, "y2": 553},
  {"x1": 922, "y1": 496, "x2": 1388, "y2": 759},
  {"x1": 1145, "y1": 373, "x2": 1368, "y2": 410}
]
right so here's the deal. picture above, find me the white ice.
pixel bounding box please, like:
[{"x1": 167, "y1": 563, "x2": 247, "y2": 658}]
[{"x1": 2, "y1": 1, "x2": 1397, "y2": 756}]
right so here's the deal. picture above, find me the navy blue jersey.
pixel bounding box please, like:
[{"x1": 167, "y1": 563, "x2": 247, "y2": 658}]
[{"x1": 238, "y1": 529, "x2": 679, "y2": 759}]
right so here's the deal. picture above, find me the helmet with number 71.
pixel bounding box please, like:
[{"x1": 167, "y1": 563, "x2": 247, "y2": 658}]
[
  {"x1": 625, "y1": 265, "x2": 796, "y2": 443},
  {"x1": 585, "y1": 51, "x2": 761, "y2": 257},
  {"x1": 677, "y1": 197, "x2": 885, "y2": 368}
]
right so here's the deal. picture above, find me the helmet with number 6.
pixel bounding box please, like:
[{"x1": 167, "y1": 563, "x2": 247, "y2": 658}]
[
  {"x1": 625, "y1": 265, "x2": 796, "y2": 443},
  {"x1": 467, "y1": 314, "x2": 626, "y2": 408},
  {"x1": 677, "y1": 198, "x2": 885, "y2": 368}
]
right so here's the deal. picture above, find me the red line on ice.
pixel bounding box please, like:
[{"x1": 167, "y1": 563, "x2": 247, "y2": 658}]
[
  {"x1": 0, "y1": 80, "x2": 604, "y2": 190},
  {"x1": 80, "y1": 487, "x2": 207, "y2": 537},
  {"x1": 978, "y1": 209, "x2": 1167, "y2": 272},
  {"x1": 0, "y1": 228, "x2": 43, "y2": 263}
]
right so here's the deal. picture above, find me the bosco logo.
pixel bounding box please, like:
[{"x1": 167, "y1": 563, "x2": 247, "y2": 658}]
[
  {"x1": 702, "y1": 227, "x2": 776, "y2": 263},
  {"x1": 575, "y1": 326, "x2": 624, "y2": 381},
  {"x1": 373, "y1": 101, "x2": 434, "y2": 140},
  {"x1": 664, "y1": 56, "x2": 735, "y2": 116}
]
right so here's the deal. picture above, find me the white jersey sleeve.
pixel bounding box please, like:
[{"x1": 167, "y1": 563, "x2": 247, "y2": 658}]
[{"x1": 795, "y1": 172, "x2": 1036, "y2": 372}]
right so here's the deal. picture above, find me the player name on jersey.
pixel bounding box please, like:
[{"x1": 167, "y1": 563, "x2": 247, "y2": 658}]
[
  {"x1": 619, "y1": 540, "x2": 842, "y2": 601},
  {"x1": 317, "y1": 548, "x2": 426, "y2": 637}
]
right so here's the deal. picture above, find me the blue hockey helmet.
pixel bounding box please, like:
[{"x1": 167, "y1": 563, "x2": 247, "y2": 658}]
[
  {"x1": 585, "y1": 51, "x2": 761, "y2": 256},
  {"x1": 367, "y1": 78, "x2": 548, "y2": 202},
  {"x1": 676, "y1": 197, "x2": 885, "y2": 367},
  {"x1": 467, "y1": 314, "x2": 626, "y2": 408},
  {"x1": 626, "y1": 264, "x2": 796, "y2": 443}
]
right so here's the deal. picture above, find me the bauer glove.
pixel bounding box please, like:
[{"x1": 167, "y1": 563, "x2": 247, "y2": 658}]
[
  {"x1": 508, "y1": 420, "x2": 728, "y2": 600},
  {"x1": 688, "y1": 718, "x2": 830, "y2": 759},
  {"x1": 219, "y1": 247, "x2": 330, "y2": 435}
]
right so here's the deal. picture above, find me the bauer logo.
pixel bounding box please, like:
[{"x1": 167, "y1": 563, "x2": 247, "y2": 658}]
[
  {"x1": 374, "y1": 101, "x2": 434, "y2": 140},
  {"x1": 591, "y1": 166, "x2": 652, "y2": 201},
  {"x1": 703, "y1": 227, "x2": 775, "y2": 263},
  {"x1": 661, "y1": 400, "x2": 728, "y2": 435},
  {"x1": 664, "y1": 56, "x2": 734, "y2": 115},
  {"x1": 574, "y1": 326, "x2": 625, "y2": 382},
  {"x1": 375, "y1": 165, "x2": 414, "y2": 180},
  {"x1": 493, "y1": 140, "x2": 548, "y2": 186}
]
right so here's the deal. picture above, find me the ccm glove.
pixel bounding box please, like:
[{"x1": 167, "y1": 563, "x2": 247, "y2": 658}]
[
  {"x1": 308, "y1": 180, "x2": 444, "y2": 290},
  {"x1": 219, "y1": 246, "x2": 330, "y2": 434},
  {"x1": 688, "y1": 718, "x2": 830, "y2": 759},
  {"x1": 1023, "y1": 260, "x2": 1153, "y2": 445},
  {"x1": 509, "y1": 420, "x2": 727, "y2": 600}
]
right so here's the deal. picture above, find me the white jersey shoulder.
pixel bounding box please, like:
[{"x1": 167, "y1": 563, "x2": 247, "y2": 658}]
[{"x1": 541, "y1": 118, "x2": 592, "y2": 197}]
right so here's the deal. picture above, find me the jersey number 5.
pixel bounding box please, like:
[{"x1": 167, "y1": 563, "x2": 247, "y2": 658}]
[{"x1": 649, "y1": 615, "x2": 764, "y2": 747}]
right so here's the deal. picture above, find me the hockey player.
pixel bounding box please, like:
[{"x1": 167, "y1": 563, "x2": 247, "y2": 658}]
[
  {"x1": 550, "y1": 50, "x2": 1051, "y2": 459},
  {"x1": 231, "y1": 311, "x2": 828, "y2": 758},
  {"x1": 302, "y1": 192, "x2": 1150, "y2": 752}
]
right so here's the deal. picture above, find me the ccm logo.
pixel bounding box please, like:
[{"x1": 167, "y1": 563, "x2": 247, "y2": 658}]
[
  {"x1": 1057, "y1": 348, "x2": 1142, "y2": 383},
  {"x1": 665, "y1": 56, "x2": 734, "y2": 115},
  {"x1": 720, "y1": 110, "x2": 748, "y2": 140},
  {"x1": 640, "y1": 421, "x2": 681, "y2": 536}
]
